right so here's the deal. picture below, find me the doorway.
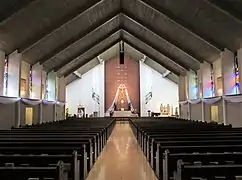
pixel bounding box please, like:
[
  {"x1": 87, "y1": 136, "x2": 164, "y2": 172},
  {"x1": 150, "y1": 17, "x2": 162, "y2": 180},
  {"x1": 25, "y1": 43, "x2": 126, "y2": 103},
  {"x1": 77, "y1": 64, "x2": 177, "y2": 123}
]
[
  {"x1": 210, "y1": 106, "x2": 218, "y2": 122},
  {"x1": 25, "y1": 107, "x2": 33, "y2": 125}
]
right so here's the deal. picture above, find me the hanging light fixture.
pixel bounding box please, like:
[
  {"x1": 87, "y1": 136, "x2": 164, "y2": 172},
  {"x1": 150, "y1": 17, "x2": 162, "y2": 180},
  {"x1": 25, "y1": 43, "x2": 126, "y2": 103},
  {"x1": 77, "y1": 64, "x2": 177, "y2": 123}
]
[{"x1": 119, "y1": 41, "x2": 124, "y2": 64}]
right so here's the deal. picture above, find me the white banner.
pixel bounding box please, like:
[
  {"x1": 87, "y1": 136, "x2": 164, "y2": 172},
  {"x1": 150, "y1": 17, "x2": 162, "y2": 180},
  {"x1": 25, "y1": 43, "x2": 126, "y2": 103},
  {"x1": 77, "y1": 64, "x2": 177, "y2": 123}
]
[
  {"x1": 0, "y1": 96, "x2": 20, "y2": 104},
  {"x1": 188, "y1": 99, "x2": 202, "y2": 104},
  {"x1": 42, "y1": 100, "x2": 56, "y2": 105},
  {"x1": 21, "y1": 98, "x2": 42, "y2": 106},
  {"x1": 223, "y1": 95, "x2": 242, "y2": 103},
  {"x1": 202, "y1": 96, "x2": 222, "y2": 104},
  {"x1": 179, "y1": 100, "x2": 188, "y2": 105}
]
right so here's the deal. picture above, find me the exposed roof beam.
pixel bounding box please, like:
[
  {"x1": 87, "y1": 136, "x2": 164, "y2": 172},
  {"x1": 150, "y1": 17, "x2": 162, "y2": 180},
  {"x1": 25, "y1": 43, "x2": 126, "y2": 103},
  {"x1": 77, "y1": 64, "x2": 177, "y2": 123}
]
[
  {"x1": 63, "y1": 35, "x2": 121, "y2": 77},
  {"x1": 121, "y1": 30, "x2": 183, "y2": 76},
  {"x1": 205, "y1": 0, "x2": 242, "y2": 24},
  {"x1": 121, "y1": 15, "x2": 194, "y2": 70},
  {"x1": 138, "y1": 0, "x2": 224, "y2": 51},
  {"x1": 66, "y1": 73, "x2": 80, "y2": 85},
  {"x1": 73, "y1": 71, "x2": 82, "y2": 78},
  {"x1": 141, "y1": 55, "x2": 146, "y2": 63},
  {"x1": 0, "y1": 0, "x2": 37, "y2": 24},
  {"x1": 53, "y1": 23, "x2": 120, "y2": 72},
  {"x1": 39, "y1": 12, "x2": 120, "y2": 66},
  {"x1": 122, "y1": 14, "x2": 201, "y2": 65},
  {"x1": 120, "y1": 26, "x2": 189, "y2": 71},
  {"x1": 162, "y1": 70, "x2": 171, "y2": 78},
  {"x1": 18, "y1": 0, "x2": 103, "y2": 53},
  {"x1": 121, "y1": 11, "x2": 205, "y2": 64},
  {"x1": 97, "y1": 56, "x2": 104, "y2": 63}
]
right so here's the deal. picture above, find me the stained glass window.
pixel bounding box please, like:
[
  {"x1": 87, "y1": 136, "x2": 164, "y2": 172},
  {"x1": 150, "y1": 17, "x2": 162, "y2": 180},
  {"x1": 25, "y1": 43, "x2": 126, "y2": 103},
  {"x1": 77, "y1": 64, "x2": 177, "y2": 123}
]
[
  {"x1": 210, "y1": 64, "x2": 215, "y2": 97},
  {"x1": 29, "y1": 66, "x2": 32, "y2": 98},
  {"x1": 234, "y1": 55, "x2": 240, "y2": 94},
  {"x1": 3, "y1": 56, "x2": 8, "y2": 96}
]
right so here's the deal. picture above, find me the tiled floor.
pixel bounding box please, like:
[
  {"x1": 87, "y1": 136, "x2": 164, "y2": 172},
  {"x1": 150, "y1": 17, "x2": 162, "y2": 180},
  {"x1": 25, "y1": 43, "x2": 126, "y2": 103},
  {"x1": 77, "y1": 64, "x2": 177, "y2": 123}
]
[{"x1": 86, "y1": 122, "x2": 158, "y2": 180}]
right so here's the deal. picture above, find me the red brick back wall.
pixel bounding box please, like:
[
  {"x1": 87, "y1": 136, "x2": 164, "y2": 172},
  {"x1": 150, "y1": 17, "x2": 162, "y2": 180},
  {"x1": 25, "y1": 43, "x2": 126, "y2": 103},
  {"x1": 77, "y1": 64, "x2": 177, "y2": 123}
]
[{"x1": 105, "y1": 56, "x2": 140, "y2": 112}]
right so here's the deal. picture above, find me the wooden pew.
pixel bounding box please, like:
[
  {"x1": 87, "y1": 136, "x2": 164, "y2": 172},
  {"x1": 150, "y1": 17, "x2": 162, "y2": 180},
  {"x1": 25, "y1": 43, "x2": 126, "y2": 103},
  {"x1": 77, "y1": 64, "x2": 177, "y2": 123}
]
[
  {"x1": 0, "y1": 161, "x2": 70, "y2": 180},
  {"x1": 176, "y1": 159, "x2": 242, "y2": 180}
]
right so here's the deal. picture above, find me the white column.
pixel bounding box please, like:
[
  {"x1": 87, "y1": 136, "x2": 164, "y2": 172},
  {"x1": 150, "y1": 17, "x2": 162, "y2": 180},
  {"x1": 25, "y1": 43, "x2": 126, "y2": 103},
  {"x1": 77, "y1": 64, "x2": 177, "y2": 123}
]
[
  {"x1": 188, "y1": 102, "x2": 191, "y2": 120},
  {"x1": 179, "y1": 75, "x2": 186, "y2": 101},
  {"x1": 53, "y1": 103, "x2": 57, "y2": 121},
  {"x1": 221, "y1": 49, "x2": 235, "y2": 95},
  {"x1": 58, "y1": 76, "x2": 66, "y2": 102},
  {"x1": 15, "y1": 100, "x2": 21, "y2": 127},
  {"x1": 201, "y1": 101, "x2": 205, "y2": 121},
  {"x1": 7, "y1": 51, "x2": 22, "y2": 97},
  {"x1": 222, "y1": 98, "x2": 227, "y2": 125},
  {"x1": 39, "y1": 103, "x2": 43, "y2": 124},
  {"x1": 0, "y1": 51, "x2": 5, "y2": 96},
  {"x1": 31, "y1": 63, "x2": 42, "y2": 99},
  {"x1": 201, "y1": 62, "x2": 211, "y2": 98}
]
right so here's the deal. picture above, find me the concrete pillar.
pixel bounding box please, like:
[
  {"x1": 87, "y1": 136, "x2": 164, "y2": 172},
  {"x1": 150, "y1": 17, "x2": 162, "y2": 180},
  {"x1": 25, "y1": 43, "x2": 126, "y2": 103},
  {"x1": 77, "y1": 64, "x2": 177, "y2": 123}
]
[
  {"x1": 237, "y1": 48, "x2": 242, "y2": 93},
  {"x1": 197, "y1": 69, "x2": 202, "y2": 98},
  {"x1": 53, "y1": 103, "x2": 57, "y2": 121},
  {"x1": 58, "y1": 76, "x2": 66, "y2": 102},
  {"x1": 222, "y1": 98, "x2": 227, "y2": 125},
  {"x1": 0, "y1": 51, "x2": 5, "y2": 96},
  {"x1": 179, "y1": 75, "x2": 186, "y2": 101},
  {"x1": 201, "y1": 62, "x2": 212, "y2": 98},
  {"x1": 7, "y1": 51, "x2": 22, "y2": 97},
  {"x1": 221, "y1": 49, "x2": 235, "y2": 95},
  {"x1": 31, "y1": 63, "x2": 42, "y2": 99},
  {"x1": 39, "y1": 103, "x2": 43, "y2": 124},
  {"x1": 15, "y1": 100, "x2": 21, "y2": 127}
]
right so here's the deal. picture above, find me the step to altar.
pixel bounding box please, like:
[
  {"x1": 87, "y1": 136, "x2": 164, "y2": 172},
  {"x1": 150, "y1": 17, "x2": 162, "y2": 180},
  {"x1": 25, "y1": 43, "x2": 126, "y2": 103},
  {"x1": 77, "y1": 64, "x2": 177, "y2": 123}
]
[{"x1": 113, "y1": 111, "x2": 132, "y2": 117}]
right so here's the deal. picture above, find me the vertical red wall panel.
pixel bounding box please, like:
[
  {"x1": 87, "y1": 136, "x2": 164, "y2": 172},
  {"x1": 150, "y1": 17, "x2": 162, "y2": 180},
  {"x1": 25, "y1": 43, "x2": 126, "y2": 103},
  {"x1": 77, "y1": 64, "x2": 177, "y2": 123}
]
[{"x1": 105, "y1": 56, "x2": 140, "y2": 112}]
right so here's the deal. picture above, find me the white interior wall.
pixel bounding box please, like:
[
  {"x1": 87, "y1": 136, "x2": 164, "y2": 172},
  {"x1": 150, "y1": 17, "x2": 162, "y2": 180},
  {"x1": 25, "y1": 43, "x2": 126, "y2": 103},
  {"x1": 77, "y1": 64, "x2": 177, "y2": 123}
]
[
  {"x1": 140, "y1": 62, "x2": 179, "y2": 116},
  {"x1": 66, "y1": 63, "x2": 105, "y2": 116},
  {"x1": 225, "y1": 102, "x2": 242, "y2": 127},
  {"x1": 190, "y1": 103, "x2": 202, "y2": 121}
]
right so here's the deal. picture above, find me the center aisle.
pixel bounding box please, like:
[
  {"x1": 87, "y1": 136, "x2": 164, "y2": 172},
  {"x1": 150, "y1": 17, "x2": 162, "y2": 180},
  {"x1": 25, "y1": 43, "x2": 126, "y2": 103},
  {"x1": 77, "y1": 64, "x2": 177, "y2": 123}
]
[{"x1": 86, "y1": 121, "x2": 158, "y2": 180}]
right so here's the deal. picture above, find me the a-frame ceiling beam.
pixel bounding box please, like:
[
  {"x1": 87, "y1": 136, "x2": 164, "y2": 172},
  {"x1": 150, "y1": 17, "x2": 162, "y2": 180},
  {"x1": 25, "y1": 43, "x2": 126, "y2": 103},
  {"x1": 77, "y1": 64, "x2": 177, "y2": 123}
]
[
  {"x1": 38, "y1": 11, "x2": 120, "y2": 66},
  {"x1": 121, "y1": 30, "x2": 185, "y2": 76},
  {"x1": 18, "y1": 0, "x2": 103, "y2": 53},
  {"x1": 121, "y1": 12, "x2": 206, "y2": 64},
  {"x1": 50, "y1": 14, "x2": 196, "y2": 73},
  {"x1": 121, "y1": 14, "x2": 198, "y2": 71},
  {"x1": 121, "y1": 26, "x2": 190, "y2": 71},
  {"x1": 63, "y1": 37, "x2": 121, "y2": 77},
  {"x1": 138, "y1": 0, "x2": 224, "y2": 51},
  {"x1": 205, "y1": 0, "x2": 242, "y2": 24},
  {"x1": 53, "y1": 20, "x2": 120, "y2": 72},
  {"x1": 0, "y1": 0, "x2": 36, "y2": 24}
]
